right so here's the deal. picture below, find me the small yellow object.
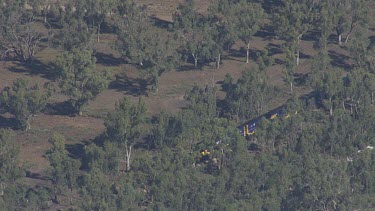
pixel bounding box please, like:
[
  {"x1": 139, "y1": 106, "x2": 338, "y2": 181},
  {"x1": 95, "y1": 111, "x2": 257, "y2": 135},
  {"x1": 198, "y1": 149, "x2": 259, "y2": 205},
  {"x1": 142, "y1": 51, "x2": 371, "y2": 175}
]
[
  {"x1": 201, "y1": 150, "x2": 210, "y2": 156},
  {"x1": 284, "y1": 114, "x2": 290, "y2": 119},
  {"x1": 271, "y1": 113, "x2": 278, "y2": 119}
]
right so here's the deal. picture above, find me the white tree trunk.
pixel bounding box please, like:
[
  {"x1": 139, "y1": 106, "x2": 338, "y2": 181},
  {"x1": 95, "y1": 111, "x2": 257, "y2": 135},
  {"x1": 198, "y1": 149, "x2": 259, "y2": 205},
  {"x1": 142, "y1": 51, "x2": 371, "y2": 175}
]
[
  {"x1": 26, "y1": 117, "x2": 31, "y2": 131},
  {"x1": 217, "y1": 54, "x2": 221, "y2": 69},
  {"x1": 192, "y1": 53, "x2": 198, "y2": 68},
  {"x1": 290, "y1": 82, "x2": 293, "y2": 94},
  {"x1": 329, "y1": 97, "x2": 333, "y2": 116},
  {"x1": 246, "y1": 41, "x2": 250, "y2": 64},
  {"x1": 345, "y1": 21, "x2": 355, "y2": 43},
  {"x1": 97, "y1": 23, "x2": 101, "y2": 43},
  {"x1": 296, "y1": 34, "x2": 302, "y2": 66},
  {"x1": 0, "y1": 182, "x2": 4, "y2": 196},
  {"x1": 344, "y1": 33, "x2": 350, "y2": 43},
  {"x1": 125, "y1": 145, "x2": 132, "y2": 171}
]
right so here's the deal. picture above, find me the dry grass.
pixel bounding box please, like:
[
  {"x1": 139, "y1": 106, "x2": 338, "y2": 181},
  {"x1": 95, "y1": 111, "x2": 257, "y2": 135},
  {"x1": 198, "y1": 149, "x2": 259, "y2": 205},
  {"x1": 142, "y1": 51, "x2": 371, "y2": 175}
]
[{"x1": 0, "y1": 0, "x2": 373, "y2": 189}]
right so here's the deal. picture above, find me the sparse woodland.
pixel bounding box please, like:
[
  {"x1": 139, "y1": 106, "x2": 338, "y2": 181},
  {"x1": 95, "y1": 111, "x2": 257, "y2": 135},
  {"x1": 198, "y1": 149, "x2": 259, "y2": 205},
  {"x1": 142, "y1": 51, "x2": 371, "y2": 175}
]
[{"x1": 0, "y1": 0, "x2": 375, "y2": 210}]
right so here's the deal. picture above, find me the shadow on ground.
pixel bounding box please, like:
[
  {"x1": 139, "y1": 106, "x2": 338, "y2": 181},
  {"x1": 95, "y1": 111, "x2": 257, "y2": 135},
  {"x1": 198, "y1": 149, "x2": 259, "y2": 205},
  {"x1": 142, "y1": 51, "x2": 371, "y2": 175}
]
[
  {"x1": 65, "y1": 142, "x2": 89, "y2": 160},
  {"x1": 43, "y1": 101, "x2": 76, "y2": 116},
  {"x1": 0, "y1": 115, "x2": 16, "y2": 129},
  {"x1": 7, "y1": 58, "x2": 56, "y2": 80},
  {"x1": 328, "y1": 50, "x2": 352, "y2": 70},
  {"x1": 26, "y1": 171, "x2": 50, "y2": 181},
  {"x1": 150, "y1": 15, "x2": 173, "y2": 30},
  {"x1": 95, "y1": 52, "x2": 124, "y2": 66},
  {"x1": 109, "y1": 75, "x2": 148, "y2": 96}
]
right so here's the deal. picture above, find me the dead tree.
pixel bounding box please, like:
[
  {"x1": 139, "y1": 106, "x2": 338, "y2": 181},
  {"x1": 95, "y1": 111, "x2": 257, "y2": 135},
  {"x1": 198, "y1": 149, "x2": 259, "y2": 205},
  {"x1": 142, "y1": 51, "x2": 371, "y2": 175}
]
[{"x1": 1, "y1": 18, "x2": 48, "y2": 64}]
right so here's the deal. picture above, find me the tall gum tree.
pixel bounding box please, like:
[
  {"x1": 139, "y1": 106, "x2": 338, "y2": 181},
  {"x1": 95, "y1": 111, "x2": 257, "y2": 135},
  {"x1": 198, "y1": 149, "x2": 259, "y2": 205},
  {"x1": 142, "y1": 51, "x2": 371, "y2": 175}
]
[
  {"x1": 0, "y1": 129, "x2": 24, "y2": 198},
  {"x1": 0, "y1": 1, "x2": 49, "y2": 65},
  {"x1": 273, "y1": 0, "x2": 318, "y2": 65},
  {"x1": 0, "y1": 78, "x2": 51, "y2": 131},
  {"x1": 322, "y1": 0, "x2": 370, "y2": 45},
  {"x1": 55, "y1": 49, "x2": 110, "y2": 116},
  {"x1": 232, "y1": 0, "x2": 264, "y2": 64},
  {"x1": 207, "y1": 0, "x2": 240, "y2": 69},
  {"x1": 173, "y1": 0, "x2": 210, "y2": 69},
  {"x1": 115, "y1": 2, "x2": 177, "y2": 92},
  {"x1": 86, "y1": 0, "x2": 117, "y2": 42},
  {"x1": 105, "y1": 97, "x2": 146, "y2": 172}
]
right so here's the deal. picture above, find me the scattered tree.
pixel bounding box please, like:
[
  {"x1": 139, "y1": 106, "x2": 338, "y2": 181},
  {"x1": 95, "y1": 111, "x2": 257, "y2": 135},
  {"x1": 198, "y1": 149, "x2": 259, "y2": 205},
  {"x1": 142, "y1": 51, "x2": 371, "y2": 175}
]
[
  {"x1": 0, "y1": 78, "x2": 51, "y2": 131},
  {"x1": 0, "y1": 129, "x2": 24, "y2": 198},
  {"x1": 232, "y1": 0, "x2": 265, "y2": 64},
  {"x1": 273, "y1": 0, "x2": 318, "y2": 65},
  {"x1": 0, "y1": 4, "x2": 49, "y2": 64},
  {"x1": 46, "y1": 133, "x2": 80, "y2": 204},
  {"x1": 55, "y1": 49, "x2": 111, "y2": 116},
  {"x1": 105, "y1": 97, "x2": 147, "y2": 171}
]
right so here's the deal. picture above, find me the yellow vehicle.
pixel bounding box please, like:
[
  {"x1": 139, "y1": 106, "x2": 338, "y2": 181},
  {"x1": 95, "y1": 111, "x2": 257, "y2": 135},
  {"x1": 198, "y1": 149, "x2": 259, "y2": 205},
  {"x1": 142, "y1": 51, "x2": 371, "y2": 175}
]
[
  {"x1": 201, "y1": 149, "x2": 210, "y2": 156},
  {"x1": 270, "y1": 113, "x2": 278, "y2": 119}
]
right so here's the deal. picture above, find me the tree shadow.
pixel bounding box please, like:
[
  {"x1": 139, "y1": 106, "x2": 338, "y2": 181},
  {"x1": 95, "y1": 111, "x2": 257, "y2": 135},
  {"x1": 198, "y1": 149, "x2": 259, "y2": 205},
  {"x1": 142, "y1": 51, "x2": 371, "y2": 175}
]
[
  {"x1": 65, "y1": 141, "x2": 89, "y2": 160},
  {"x1": 95, "y1": 52, "x2": 124, "y2": 66},
  {"x1": 109, "y1": 75, "x2": 148, "y2": 96},
  {"x1": 302, "y1": 30, "x2": 320, "y2": 42},
  {"x1": 328, "y1": 34, "x2": 339, "y2": 45},
  {"x1": 254, "y1": 25, "x2": 276, "y2": 41},
  {"x1": 260, "y1": 0, "x2": 283, "y2": 14},
  {"x1": 175, "y1": 64, "x2": 196, "y2": 71},
  {"x1": 369, "y1": 35, "x2": 375, "y2": 48},
  {"x1": 150, "y1": 15, "x2": 173, "y2": 30},
  {"x1": 0, "y1": 115, "x2": 16, "y2": 129},
  {"x1": 300, "y1": 51, "x2": 312, "y2": 60},
  {"x1": 25, "y1": 171, "x2": 50, "y2": 181},
  {"x1": 266, "y1": 43, "x2": 283, "y2": 56},
  {"x1": 43, "y1": 101, "x2": 76, "y2": 116},
  {"x1": 328, "y1": 50, "x2": 352, "y2": 70},
  {"x1": 227, "y1": 48, "x2": 261, "y2": 63},
  {"x1": 274, "y1": 58, "x2": 285, "y2": 65},
  {"x1": 294, "y1": 73, "x2": 309, "y2": 86},
  {"x1": 7, "y1": 59, "x2": 56, "y2": 80}
]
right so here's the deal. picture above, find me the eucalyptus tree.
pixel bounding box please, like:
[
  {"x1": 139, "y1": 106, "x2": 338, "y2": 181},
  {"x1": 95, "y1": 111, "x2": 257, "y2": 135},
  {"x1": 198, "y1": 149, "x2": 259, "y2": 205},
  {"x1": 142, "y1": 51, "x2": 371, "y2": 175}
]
[
  {"x1": 0, "y1": 129, "x2": 24, "y2": 199},
  {"x1": 55, "y1": 49, "x2": 111, "y2": 116},
  {"x1": 29, "y1": 0, "x2": 52, "y2": 23},
  {"x1": 225, "y1": 66, "x2": 273, "y2": 122},
  {"x1": 349, "y1": 29, "x2": 375, "y2": 72},
  {"x1": 233, "y1": 0, "x2": 265, "y2": 64},
  {"x1": 207, "y1": 0, "x2": 239, "y2": 68},
  {"x1": 283, "y1": 44, "x2": 297, "y2": 94},
  {"x1": 0, "y1": 1, "x2": 49, "y2": 65},
  {"x1": 173, "y1": 0, "x2": 214, "y2": 69},
  {"x1": 342, "y1": 0, "x2": 370, "y2": 43},
  {"x1": 85, "y1": 0, "x2": 117, "y2": 42},
  {"x1": 105, "y1": 97, "x2": 147, "y2": 171},
  {"x1": 315, "y1": 68, "x2": 344, "y2": 116},
  {"x1": 115, "y1": 2, "x2": 176, "y2": 92},
  {"x1": 273, "y1": 0, "x2": 318, "y2": 65},
  {"x1": 115, "y1": 1, "x2": 150, "y2": 67},
  {"x1": 52, "y1": 0, "x2": 93, "y2": 51},
  {"x1": 46, "y1": 133, "x2": 80, "y2": 204},
  {"x1": 0, "y1": 78, "x2": 51, "y2": 131}
]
